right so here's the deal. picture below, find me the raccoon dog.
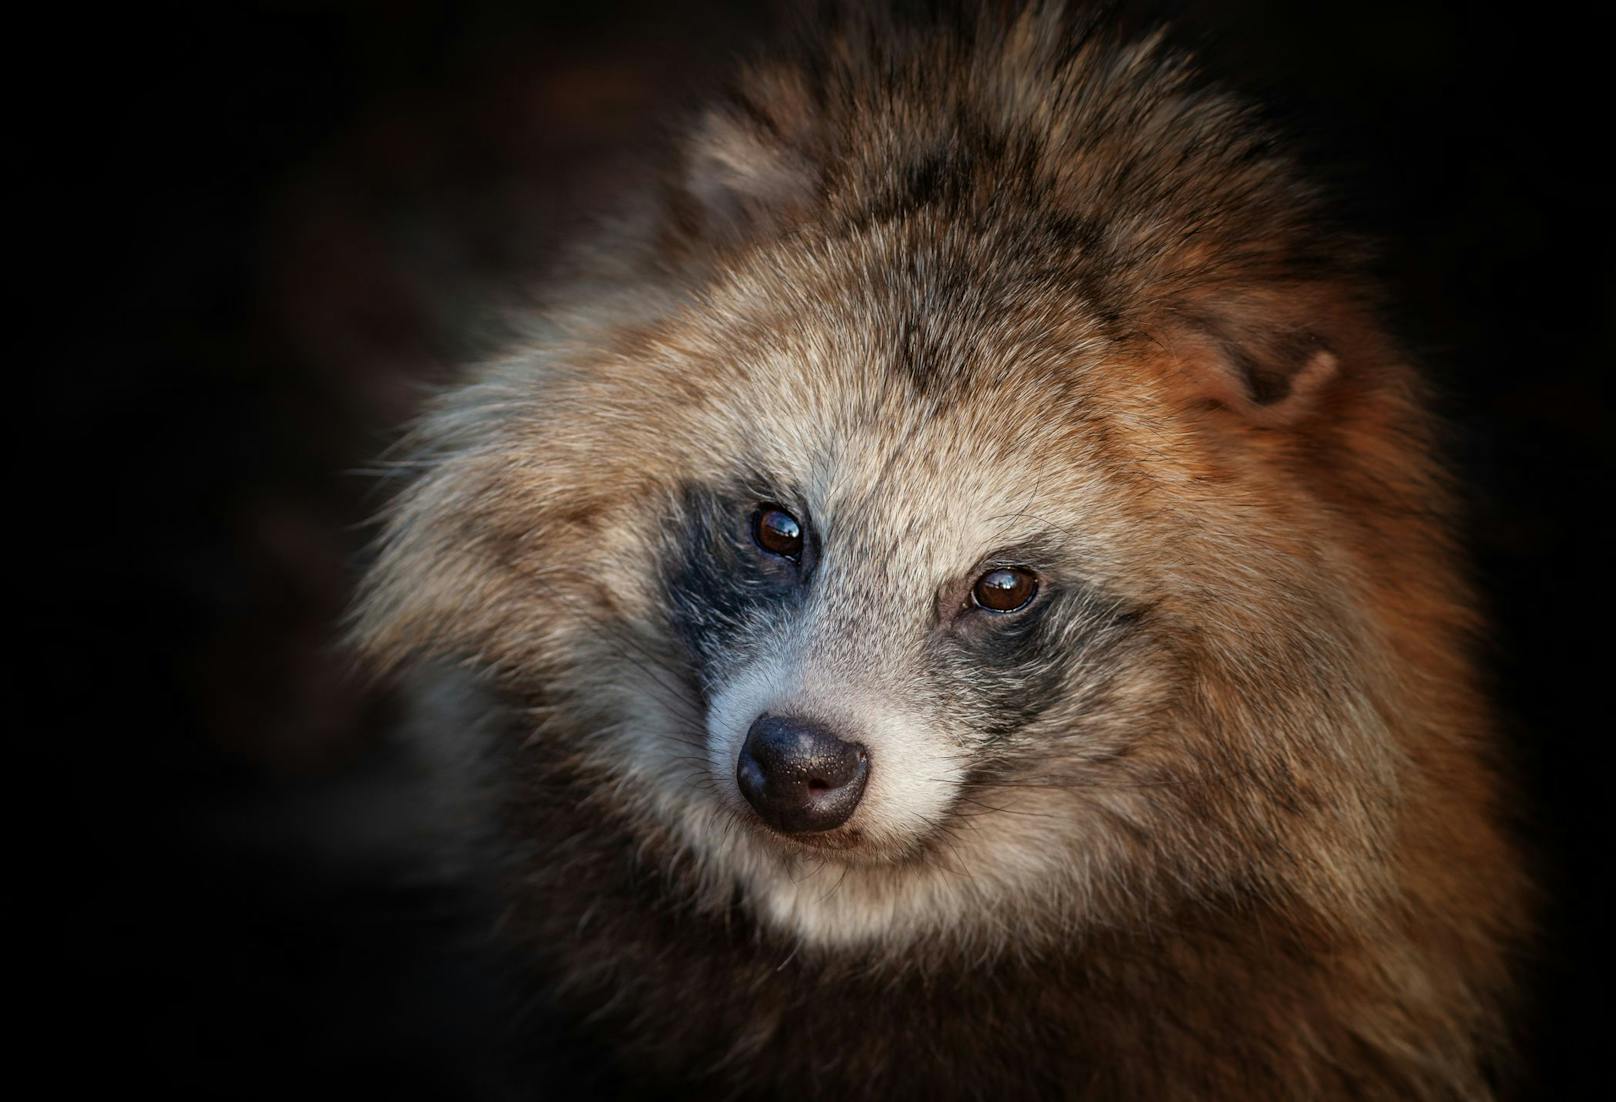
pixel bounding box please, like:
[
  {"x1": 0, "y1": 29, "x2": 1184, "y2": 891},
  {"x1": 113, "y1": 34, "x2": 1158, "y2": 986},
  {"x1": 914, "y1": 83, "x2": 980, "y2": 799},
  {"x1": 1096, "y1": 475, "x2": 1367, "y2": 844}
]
[{"x1": 355, "y1": 3, "x2": 1526, "y2": 1097}]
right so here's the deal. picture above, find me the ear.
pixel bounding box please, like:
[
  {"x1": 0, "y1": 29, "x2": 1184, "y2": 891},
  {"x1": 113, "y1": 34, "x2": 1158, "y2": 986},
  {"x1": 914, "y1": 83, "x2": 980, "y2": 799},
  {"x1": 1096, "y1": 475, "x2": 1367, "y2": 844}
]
[
  {"x1": 1156, "y1": 287, "x2": 1347, "y2": 427},
  {"x1": 679, "y1": 70, "x2": 819, "y2": 243}
]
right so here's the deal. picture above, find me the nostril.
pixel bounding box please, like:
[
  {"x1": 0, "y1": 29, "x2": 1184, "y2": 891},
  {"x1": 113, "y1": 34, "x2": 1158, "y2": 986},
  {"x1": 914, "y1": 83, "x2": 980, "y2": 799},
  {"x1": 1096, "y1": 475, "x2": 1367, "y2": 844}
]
[{"x1": 736, "y1": 714, "x2": 870, "y2": 835}]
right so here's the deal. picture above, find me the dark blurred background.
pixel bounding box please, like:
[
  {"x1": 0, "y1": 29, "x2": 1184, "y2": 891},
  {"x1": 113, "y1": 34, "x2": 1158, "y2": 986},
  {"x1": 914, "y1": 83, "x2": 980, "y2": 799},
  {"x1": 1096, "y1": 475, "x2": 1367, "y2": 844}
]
[{"x1": 32, "y1": 1, "x2": 1607, "y2": 1096}]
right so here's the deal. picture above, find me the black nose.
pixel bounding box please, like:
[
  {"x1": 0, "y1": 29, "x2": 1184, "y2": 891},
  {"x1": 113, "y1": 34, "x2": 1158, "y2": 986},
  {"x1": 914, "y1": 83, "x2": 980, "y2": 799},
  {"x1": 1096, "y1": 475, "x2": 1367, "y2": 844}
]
[{"x1": 736, "y1": 715, "x2": 870, "y2": 834}]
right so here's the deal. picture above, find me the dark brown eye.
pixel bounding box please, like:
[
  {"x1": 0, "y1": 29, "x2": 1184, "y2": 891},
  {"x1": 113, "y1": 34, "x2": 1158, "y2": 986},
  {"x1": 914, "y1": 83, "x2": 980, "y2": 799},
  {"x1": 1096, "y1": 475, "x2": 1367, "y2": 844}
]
[
  {"x1": 972, "y1": 567, "x2": 1038, "y2": 612},
  {"x1": 753, "y1": 506, "x2": 804, "y2": 560}
]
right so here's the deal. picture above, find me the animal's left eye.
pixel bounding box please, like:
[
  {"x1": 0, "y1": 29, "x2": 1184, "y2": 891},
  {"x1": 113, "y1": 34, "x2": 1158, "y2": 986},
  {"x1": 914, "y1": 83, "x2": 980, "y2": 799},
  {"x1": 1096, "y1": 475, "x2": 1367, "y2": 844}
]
[
  {"x1": 971, "y1": 568, "x2": 1038, "y2": 612},
  {"x1": 752, "y1": 506, "x2": 804, "y2": 560}
]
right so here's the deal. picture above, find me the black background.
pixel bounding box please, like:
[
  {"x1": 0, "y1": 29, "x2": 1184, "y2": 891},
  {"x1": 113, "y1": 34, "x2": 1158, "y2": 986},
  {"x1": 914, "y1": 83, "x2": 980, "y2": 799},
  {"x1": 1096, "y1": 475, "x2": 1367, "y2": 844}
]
[{"x1": 33, "y1": 2, "x2": 1607, "y2": 1096}]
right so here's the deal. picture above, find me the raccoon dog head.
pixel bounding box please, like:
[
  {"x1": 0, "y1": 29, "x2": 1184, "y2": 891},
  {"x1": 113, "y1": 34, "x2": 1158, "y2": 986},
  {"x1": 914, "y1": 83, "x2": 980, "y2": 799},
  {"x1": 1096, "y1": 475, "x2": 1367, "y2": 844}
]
[{"x1": 357, "y1": 8, "x2": 1440, "y2": 955}]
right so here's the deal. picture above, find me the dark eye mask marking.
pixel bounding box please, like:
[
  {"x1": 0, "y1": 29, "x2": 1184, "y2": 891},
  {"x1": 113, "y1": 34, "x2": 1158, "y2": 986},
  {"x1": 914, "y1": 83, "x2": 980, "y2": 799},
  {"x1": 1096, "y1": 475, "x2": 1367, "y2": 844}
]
[
  {"x1": 661, "y1": 480, "x2": 813, "y2": 697},
  {"x1": 937, "y1": 538, "x2": 1144, "y2": 742}
]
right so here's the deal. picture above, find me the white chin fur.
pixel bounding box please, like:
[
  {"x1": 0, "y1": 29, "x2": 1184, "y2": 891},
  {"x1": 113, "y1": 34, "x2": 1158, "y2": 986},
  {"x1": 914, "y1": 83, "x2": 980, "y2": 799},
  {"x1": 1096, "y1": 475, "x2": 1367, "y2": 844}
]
[{"x1": 686, "y1": 654, "x2": 1000, "y2": 947}]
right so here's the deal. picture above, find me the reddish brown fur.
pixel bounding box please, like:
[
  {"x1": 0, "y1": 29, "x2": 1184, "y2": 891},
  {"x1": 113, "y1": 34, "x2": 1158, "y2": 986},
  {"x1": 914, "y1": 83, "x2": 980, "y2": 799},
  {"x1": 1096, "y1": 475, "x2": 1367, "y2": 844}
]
[{"x1": 355, "y1": 4, "x2": 1527, "y2": 1096}]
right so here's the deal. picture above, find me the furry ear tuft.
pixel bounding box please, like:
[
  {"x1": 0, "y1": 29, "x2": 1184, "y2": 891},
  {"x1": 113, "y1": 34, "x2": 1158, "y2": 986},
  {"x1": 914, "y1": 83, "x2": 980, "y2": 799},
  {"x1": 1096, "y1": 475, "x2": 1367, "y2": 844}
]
[
  {"x1": 1159, "y1": 288, "x2": 1349, "y2": 426},
  {"x1": 1186, "y1": 326, "x2": 1339, "y2": 427},
  {"x1": 680, "y1": 72, "x2": 819, "y2": 243}
]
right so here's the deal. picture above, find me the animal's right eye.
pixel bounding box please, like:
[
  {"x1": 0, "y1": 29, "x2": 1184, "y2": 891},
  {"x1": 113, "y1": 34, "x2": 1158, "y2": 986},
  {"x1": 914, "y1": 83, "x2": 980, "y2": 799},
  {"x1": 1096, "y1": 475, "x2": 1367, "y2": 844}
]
[{"x1": 752, "y1": 506, "x2": 804, "y2": 560}]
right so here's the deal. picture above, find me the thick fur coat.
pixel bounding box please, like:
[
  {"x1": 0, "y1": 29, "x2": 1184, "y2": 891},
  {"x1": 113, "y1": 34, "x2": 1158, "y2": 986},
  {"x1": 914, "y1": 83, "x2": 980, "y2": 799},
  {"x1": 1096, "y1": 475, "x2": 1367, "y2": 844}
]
[{"x1": 355, "y1": 4, "x2": 1527, "y2": 1096}]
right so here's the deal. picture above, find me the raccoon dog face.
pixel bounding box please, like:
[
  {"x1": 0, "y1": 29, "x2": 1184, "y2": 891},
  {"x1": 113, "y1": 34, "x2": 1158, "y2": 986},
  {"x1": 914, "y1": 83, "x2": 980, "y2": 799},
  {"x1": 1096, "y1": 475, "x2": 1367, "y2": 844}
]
[
  {"x1": 357, "y1": 10, "x2": 1440, "y2": 956},
  {"x1": 648, "y1": 257, "x2": 1174, "y2": 911}
]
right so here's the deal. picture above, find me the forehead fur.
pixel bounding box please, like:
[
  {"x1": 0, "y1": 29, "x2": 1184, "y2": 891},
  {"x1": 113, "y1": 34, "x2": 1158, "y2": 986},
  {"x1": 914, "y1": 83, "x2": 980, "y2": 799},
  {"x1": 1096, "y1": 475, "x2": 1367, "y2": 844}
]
[
  {"x1": 354, "y1": 1, "x2": 1398, "y2": 675},
  {"x1": 676, "y1": 2, "x2": 1365, "y2": 319}
]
